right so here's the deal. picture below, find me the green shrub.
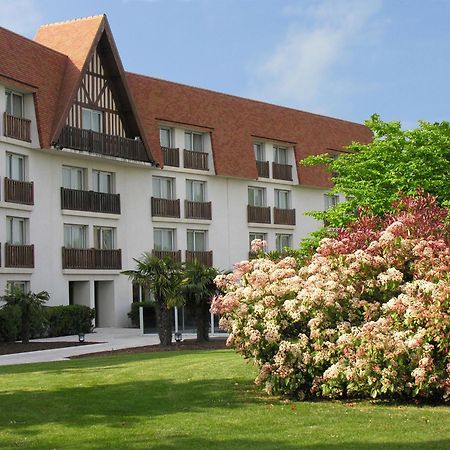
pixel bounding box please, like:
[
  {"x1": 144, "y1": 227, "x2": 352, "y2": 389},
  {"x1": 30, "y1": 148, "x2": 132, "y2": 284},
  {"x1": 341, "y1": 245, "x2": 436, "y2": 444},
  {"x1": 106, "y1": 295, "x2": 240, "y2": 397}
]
[
  {"x1": 46, "y1": 305, "x2": 95, "y2": 337},
  {"x1": 128, "y1": 301, "x2": 154, "y2": 327},
  {"x1": 0, "y1": 303, "x2": 48, "y2": 342}
]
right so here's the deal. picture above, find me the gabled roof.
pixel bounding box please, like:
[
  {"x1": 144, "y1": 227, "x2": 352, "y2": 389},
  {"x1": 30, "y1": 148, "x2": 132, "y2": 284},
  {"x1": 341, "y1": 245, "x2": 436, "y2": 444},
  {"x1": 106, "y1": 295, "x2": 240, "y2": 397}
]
[
  {"x1": 127, "y1": 74, "x2": 372, "y2": 187},
  {"x1": 34, "y1": 15, "x2": 153, "y2": 162},
  {"x1": 0, "y1": 26, "x2": 68, "y2": 148}
]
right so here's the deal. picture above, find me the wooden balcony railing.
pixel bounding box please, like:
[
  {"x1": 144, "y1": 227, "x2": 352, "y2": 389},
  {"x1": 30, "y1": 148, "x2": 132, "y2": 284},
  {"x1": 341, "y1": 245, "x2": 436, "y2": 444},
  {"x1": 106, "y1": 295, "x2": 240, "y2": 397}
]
[
  {"x1": 272, "y1": 162, "x2": 293, "y2": 181},
  {"x1": 5, "y1": 244, "x2": 34, "y2": 268},
  {"x1": 56, "y1": 125, "x2": 149, "y2": 162},
  {"x1": 185, "y1": 250, "x2": 213, "y2": 267},
  {"x1": 184, "y1": 149, "x2": 209, "y2": 171},
  {"x1": 161, "y1": 147, "x2": 180, "y2": 167},
  {"x1": 185, "y1": 200, "x2": 212, "y2": 220},
  {"x1": 152, "y1": 249, "x2": 182, "y2": 262},
  {"x1": 3, "y1": 112, "x2": 31, "y2": 142},
  {"x1": 4, "y1": 178, "x2": 34, "y2": 205},
  {"x1": 151, "y1": 197, "x2": 180, "y2": 218},
  {"x1": 62, "y1": 248, "x2": 122, "y2": 270},
  {"x1": 256, "y1": 160, "x2": 270, "y2": 178},
  {"x1": 274, "y1": 208, "x2": 296, "y2": 225},
  {"x1": 247, "y1": 205, "x2": 271, "y2": 224},
  {"x1": 61, "y1": 188, "x2": 121, "y2": 214}
]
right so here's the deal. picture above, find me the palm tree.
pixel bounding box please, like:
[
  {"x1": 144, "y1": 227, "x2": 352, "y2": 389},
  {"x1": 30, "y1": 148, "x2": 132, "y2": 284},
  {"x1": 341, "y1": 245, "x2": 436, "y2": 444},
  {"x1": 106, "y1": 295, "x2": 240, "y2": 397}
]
[
  {"x1": 123, "y1": 253, "x2": 183, "y2": 346},
  {"x1": 2, "y1": 286, "x2": 49, "y2": 344},
  {"x1": 182, "y1": 261, "x2": 218, "y2": 342}
]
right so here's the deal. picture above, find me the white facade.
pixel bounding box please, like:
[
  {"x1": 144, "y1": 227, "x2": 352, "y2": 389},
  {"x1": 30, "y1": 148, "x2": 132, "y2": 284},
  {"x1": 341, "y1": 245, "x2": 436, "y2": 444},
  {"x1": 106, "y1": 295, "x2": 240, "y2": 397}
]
[{"x1": 0, "y1": 84, "x2": 329, "y2": 327}]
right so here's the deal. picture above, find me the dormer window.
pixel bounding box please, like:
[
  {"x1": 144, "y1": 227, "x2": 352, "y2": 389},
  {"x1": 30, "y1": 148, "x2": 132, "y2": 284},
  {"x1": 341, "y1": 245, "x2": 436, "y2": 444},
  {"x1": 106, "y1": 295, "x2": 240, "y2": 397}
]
[
  {"x1": 160, "y1": 127, "x2": 172, "y2": 147},
  {"x1": 185, "y1": 131, "x2": 203, "y2": 152},
  {"x1": 5, "y1": 90, "x2": 23, "y2": 118},
  {"x1": 274, "y1": 146, "x2": 289, "y2": 164},
  {"x1": 82, "y1": 108, "x2": 102, "y2": 132},
  {"x1": 254, "y1": 142, "x2": 265, "y2": 161}
]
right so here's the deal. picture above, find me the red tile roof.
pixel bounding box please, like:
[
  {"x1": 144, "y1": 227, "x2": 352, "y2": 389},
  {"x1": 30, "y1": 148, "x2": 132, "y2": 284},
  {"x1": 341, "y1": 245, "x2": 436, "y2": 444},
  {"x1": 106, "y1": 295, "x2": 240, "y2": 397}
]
[
  {"x1": 0, "y1": 15, "x2": 372, "y2": 188},
  {"x1": 127, "y1": 73, "x2": 372, "y2": 187},
  {"x1": 0, "y1": 26, "x2": 67, "y2": 148}
]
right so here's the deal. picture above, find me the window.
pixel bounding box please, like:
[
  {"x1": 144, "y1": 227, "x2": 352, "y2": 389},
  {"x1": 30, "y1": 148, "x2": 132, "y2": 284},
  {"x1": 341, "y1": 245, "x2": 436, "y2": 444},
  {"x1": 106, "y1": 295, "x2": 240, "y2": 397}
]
[
  {"x1": 324, "y1": 194, "x2": 339, "y2": 211},
  {"x1": 248, "y1": 186, "x2": 266, "y2": 207},
  {"x1": 276, "y1": 234, "x2": 292, "y2": 252},
  {"x1": 94, "y1": 226, "x2": 115, "y2": 250},
  {"x1": 160, "y1": 127, "x2": 172, "y2": 147},
  {"x1": 187, "y1": 230, "x2": 206, "y2": 252},
  {"x1": 6, "y1": 217, "x2": 26, "y2": 245},
  {"x1": 5, "y1": 90, "x2": 23, "y2": 117},
  {"x1": 6, "y1": 281, "x2": 29, "y2": 293},
  {"x1": 153, "y1": 176, "x2": 174, "y2": 199},
  {"x1": 154, "y1": 228, "x2": 175, "y2": 251},
  {"x1": 6, "y1": 153, "x2": 25, "y2": 181},
  {"x1": 64, "y1": 224, "x2": 87, "y2": 249},
  {"x1": 62, "y1": 166, "x2": 85, "y2": 190},
  {"x1": 82, "y1": 108, "x2": 102, "y2": 132},
  {"x1": 274, "y1": 146, "x2": 289, "y2": 165},
  {"x1": 249, "y1": 232, "x2": 267, "y2": 250},
  {"x1": 93, "y1": 170, "x2": 113, "y2": 194},
  {"x1": 185, "y1": 131, "x2": 204, "y2": 152},
  {"x1": 254, "y1": 142, "x2": 265, "y2": 161},
  {"x1": 275, "y1": 189, "x2": 291, "y2": 209},
  {"x1": 186, "y1": 180, "x2": 205, "y2": 202}
]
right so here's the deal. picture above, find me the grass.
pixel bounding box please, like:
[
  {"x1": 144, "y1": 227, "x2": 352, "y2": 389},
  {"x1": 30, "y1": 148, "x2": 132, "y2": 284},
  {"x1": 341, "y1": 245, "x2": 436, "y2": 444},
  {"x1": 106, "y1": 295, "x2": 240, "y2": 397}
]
[{"x1": 0, "y1": 350, "x2": 449, "y2": 450}]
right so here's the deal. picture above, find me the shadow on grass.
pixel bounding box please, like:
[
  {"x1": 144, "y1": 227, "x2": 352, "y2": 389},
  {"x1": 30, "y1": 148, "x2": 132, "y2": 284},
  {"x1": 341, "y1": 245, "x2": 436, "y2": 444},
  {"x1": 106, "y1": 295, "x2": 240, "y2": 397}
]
[
  {"x1": 0, "y1": 349, "x2": 233, "y2": 375},
  {"x1": 0, "y1": 376, "x2": 261, "y2": 429}
]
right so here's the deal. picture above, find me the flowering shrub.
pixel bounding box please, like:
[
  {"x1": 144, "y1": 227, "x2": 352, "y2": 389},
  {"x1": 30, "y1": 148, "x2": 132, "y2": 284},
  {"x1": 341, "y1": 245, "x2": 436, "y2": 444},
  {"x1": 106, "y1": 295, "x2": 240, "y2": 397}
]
[{"x1": 212, "y1": 195, "x2": 450, "y2": 401}]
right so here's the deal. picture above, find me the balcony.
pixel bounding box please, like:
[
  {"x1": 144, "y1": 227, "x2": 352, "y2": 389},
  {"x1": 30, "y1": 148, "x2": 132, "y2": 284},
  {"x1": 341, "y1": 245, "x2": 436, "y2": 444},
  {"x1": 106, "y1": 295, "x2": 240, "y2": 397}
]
[
  {"x1": 256, "y1": 160, "x2": 270, "y2": 178},
  {"x1": 3, "y1": 112, "x2": 31, "y2": 142},
  {"x1": 247, "y1": 205, "x2": 271, "y2": 224},
  {"x1": 152, "y1": 249, "x2": 182, "y2": 263},
  {"x1": 274, "y1": 208, "x2": 296, "y2": 226},
  {"x1": 272, "y1": 162, "x2": 293, "y2": 181},
  {"x1": 4, "y1": 178, "x2": 34, "y2": 205},
  {"x1": 185, "y1": 200, "x2": 212, "y2": 220},
  {"x1": 161, "y1": 146, "x2": 180, "y2": 167},
  {"x1": 61, "y1": 188, "x2": 120, "y2": 214},
  {"x1": 5, "y1": 244, "x2": 34, "y2": 268},
  {"x1": 56, "y1": 125, "x2": 148, "y2": 162},
  {"x1": 184, "y1": 149, "x2": 208, "y2": 171},
  {"x1": 62, "y1": 248, "x2": 122, "y2": 270},
  {"x1": 151, "y1": 197, "x2": 180, "y2": 218},
  {"x1": 185, "y1": 250, "x2": 213, "y2": 267}
]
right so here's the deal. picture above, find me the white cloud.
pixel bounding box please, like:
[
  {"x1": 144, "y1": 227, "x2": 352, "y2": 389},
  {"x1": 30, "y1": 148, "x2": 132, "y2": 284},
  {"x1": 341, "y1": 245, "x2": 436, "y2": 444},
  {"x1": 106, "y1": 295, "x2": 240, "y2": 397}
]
[{"x1": 247, "y1": 0, "x2": 382, "y2": 115}]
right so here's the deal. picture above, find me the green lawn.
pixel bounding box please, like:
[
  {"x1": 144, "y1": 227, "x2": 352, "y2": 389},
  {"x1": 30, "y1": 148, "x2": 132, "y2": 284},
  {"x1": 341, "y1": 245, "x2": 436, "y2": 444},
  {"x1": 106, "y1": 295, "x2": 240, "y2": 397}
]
[{"x1": 0, "y1": 350, "x2": 449, "y2": 450}]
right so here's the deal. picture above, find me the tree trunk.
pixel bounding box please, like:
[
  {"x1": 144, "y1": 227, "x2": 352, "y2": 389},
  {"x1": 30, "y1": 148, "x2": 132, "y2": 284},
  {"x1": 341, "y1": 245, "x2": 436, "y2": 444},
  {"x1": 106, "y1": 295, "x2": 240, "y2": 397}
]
[
  {"x1": 21, "y1": 307, "x2": 31, "y2": 344},
  {"x1": 157, "y1": 300, "x2": 172, "y2": 346},
  {"x1": 196, "y1": 300, "x2": 210, "y2": 342}
]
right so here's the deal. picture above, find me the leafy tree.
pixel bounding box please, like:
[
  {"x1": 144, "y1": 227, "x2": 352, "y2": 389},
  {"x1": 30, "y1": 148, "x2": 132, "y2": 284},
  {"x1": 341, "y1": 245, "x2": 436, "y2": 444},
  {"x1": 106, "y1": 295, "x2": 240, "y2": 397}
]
[
  {"x1": 123, "y1": 254, "x2": 184, "y2": 346},
  {"x1": 182, "y1": 261, "x2": 218, "y2": 342},
  {"x1": 1, "y1": 287, "x2": 49, "y2": 344},
  {"x1": 302, "y1": 114, "x2": 450, "y2": 228}
]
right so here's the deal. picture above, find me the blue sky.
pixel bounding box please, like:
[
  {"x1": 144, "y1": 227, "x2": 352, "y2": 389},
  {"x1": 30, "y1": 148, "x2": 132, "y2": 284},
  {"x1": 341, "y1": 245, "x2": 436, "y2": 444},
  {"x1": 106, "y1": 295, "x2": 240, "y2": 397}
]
[{"x1": 1, "y1": 0, "x2": 449, "y2": 128}]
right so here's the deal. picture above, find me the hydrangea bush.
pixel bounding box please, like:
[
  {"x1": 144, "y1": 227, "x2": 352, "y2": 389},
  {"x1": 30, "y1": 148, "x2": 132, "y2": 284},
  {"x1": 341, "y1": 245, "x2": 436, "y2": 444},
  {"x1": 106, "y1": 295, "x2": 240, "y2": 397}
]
[{"x1": 212, "y1": 195, "x2": 450, "y2": 401}]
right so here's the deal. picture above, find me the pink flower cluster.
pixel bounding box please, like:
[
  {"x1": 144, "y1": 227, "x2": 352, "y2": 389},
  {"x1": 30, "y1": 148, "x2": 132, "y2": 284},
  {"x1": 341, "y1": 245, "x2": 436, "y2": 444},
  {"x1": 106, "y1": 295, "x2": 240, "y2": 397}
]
[{"x1": 211, "y1": 194, "x2": 450, "y2": 401}]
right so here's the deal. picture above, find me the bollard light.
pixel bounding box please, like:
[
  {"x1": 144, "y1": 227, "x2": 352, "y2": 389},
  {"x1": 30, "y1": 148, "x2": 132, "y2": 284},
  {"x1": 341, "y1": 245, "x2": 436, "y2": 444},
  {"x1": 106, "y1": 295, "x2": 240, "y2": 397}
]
[
  {"x1": 78, "y1": 333, "x2": 85, "y2": 343},
  {"x1": 174, "y1": 332, "x2": 182, "y2": 343}
]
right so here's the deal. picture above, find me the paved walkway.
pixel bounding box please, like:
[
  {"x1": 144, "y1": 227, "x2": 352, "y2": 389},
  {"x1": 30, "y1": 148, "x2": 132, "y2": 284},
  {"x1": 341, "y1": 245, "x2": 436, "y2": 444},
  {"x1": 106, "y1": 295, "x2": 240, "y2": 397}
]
[{"x1": 0, "y1": 328, "x2": 198, "y2": 367}]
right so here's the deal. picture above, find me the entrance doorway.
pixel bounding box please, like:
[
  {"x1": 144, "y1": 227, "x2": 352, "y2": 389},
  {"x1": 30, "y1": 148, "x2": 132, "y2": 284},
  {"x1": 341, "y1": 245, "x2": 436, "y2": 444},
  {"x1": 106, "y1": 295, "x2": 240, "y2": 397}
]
[{"x1": 94, "y1": 281, "x2": 115, "y2": 327}]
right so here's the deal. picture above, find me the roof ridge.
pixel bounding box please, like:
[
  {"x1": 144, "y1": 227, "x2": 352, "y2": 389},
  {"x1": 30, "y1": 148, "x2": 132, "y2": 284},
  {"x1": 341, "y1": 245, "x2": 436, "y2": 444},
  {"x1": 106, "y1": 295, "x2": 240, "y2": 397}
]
[
  {"x1": 0, "y1": 26, "x2": 67, "y2": 58},
  {"x1": 126, "y1": 71, "x2": 367, "y2": 128},
  {"x1": 39, "y1": 14, "x2": 105, "y2": 28}
]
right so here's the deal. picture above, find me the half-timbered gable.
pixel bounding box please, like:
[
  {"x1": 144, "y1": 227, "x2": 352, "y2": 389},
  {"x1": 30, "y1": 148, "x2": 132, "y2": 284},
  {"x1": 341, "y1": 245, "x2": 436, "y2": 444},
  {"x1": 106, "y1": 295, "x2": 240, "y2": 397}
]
[
  {"x1": 66, "y1": 49, "x2": 126, "y2": 137},
  {"x1": 49, "y1": 18, "x2": 154, "y2": 163}
]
